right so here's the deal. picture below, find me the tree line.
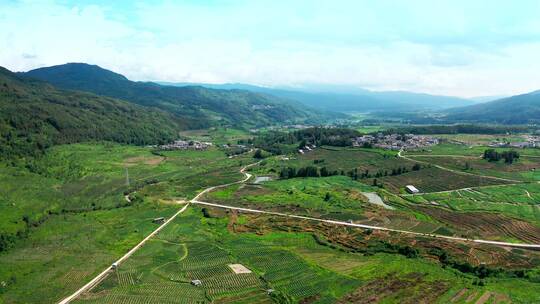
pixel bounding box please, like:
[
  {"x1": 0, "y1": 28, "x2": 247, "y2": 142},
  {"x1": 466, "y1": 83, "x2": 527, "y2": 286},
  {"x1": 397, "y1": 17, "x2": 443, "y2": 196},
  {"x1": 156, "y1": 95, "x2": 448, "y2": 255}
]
[
  {"x1": 279, "y1": 163, "x2": 422, "y2": 180},
  {"x1": 483, "y1": 149, "x2": 520, "y2": 164}
]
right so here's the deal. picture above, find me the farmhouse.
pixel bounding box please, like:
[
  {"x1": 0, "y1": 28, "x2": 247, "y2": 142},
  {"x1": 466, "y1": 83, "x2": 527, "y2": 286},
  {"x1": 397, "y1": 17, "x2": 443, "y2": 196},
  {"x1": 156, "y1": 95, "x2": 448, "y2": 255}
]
[
  {"x1": 191, "y1": 279, "x2": 202, "y2": 286},
  {"x1": 405, "y1": 185, "x2": 420, "y2": 194}
]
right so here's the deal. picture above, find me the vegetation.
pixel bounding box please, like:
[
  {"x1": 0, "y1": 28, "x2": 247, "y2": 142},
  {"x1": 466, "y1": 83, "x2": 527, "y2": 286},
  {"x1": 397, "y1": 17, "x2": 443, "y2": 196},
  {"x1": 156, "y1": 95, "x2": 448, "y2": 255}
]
[
  {"x1": 23, "y1": 63, "x2": 332, "y2": 129},
  {"x1": 385, "y1": 124, "x2": 531, "y2": 135},
  {"x1": 445, "y1": 90, "x2": 540, "y2": 124},
  {"x1": 253, "y1": 127, "x2": 360, "y2": 154},
  {"x1": 483, "y1": 149, "x2": 520, "y2": 163},
  {"x1": 0, "y1": 67, "x2": 180, "y2": 159},
  {"x1": 0, "y1": 142, "x2": 252, "y2": 303}
]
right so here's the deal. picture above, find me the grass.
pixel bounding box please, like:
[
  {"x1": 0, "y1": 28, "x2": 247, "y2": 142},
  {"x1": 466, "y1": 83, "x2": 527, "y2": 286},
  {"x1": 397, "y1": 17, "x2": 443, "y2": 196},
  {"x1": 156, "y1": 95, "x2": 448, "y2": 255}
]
[
  {"x1": 410, "y1": 154, "x2": 540, "y2": 182},
  {"x1": 179, "y1": 127, "x2": 252, "y2": 145},
  {"x1": 405, "y1": 183, "x2": 540, "y2": 226},
  {"x1": 405, "y1": 142, "x2": 540, "y2": 157},
  {"x1": 75, "y1": 206, "x2": 540, "y2": 304},
  {"x1": 0, "y1": 142, "x2": 253, "y2": 303},
  {"x1": 207, "y1": 175, "x2": 377, "y2": 221}
]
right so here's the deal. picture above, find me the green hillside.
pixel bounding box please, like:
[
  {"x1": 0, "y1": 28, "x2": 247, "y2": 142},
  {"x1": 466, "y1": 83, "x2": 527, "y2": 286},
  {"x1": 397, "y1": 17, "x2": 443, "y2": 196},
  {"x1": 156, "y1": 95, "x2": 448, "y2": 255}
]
[
  {"x1": 0, "y1": 67, "x2": 180, "y2": 159},
  {"x1": 24, "y1": 63, "x2": 331, "y2": 128},
  {"x1": 445, "y1": 90, "x2": 540, "y2": 124}
]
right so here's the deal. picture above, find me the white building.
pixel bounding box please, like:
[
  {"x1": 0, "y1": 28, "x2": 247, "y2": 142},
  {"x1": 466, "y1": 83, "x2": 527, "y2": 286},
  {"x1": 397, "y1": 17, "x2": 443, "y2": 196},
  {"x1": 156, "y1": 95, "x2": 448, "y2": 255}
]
[{"x1": 405, "y1": 185, "x2": 420, "y2": 194}]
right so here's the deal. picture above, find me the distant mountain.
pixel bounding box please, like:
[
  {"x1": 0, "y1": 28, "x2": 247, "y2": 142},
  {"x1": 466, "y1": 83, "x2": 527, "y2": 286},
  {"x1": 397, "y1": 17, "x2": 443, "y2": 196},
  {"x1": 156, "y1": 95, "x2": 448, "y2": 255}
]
[
  {"x1": 161, "y1": 82, "x2": 476, "y2": 112},
  {"x1": 0, "y1": 66, "x2": 181, "y2": 158},
  {"x1": 23, "y1": 64, "x2": 333, "y2": 128},
  {"x1": 445, "y1": 90, "x2": 540, "y2": 124},
  {"x1": 468, "y1": 95, "x2": 509, "y2": 103}
]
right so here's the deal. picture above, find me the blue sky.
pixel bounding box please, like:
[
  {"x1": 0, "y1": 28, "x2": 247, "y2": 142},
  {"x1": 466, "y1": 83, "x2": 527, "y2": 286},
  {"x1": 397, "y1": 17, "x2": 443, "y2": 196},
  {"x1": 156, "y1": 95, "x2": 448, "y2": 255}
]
[{"x1": 1, "y1": 0, "x2": 540, "y2": 97}]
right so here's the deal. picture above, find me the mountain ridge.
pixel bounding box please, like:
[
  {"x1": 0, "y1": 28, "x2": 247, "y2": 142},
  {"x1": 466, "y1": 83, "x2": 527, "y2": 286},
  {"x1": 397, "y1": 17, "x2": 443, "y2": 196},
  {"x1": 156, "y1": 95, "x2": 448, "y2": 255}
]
[
  {"x1": 23, "y1": 63, "x2": 336, "y2": 128},
  {"x1": 160, "y1": 81, "x2": 477, "y2": 112},
  {"x1": 0, "y1": 65, "x2": 182, "y2": 158},
  {"x1": 444, "y1": 90, "x2": 540, "y2": 124}
]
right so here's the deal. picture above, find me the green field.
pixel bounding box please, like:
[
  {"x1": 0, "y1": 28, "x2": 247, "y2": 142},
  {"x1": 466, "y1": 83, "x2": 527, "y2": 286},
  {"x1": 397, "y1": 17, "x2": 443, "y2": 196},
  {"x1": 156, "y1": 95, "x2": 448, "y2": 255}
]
[
  {"x1": 405, "y1": 183, "x2": 540, "y2": 226},
  {"x1": 409, "y1": 155, "x2": 540, "y2": 182},
  {"x1": 3, "y1": 132, "x2": 540, "y2": 304},
  {"x1": 74, "y1": 206, "x2": 540, "y2": 303},
  {"x1": 0, "y1": 142, "x2": 251, "y2": 303}
]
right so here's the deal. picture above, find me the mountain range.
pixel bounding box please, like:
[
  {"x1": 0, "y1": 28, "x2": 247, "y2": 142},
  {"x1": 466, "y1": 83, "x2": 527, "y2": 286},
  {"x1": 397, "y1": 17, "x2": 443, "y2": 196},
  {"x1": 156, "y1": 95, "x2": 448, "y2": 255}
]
[
  {"x1": 23, "y1": 63, "x2": 334, "y2": 129},
  {"x1": 444, "y1": 90, "x2": 540, "y2": 124},
  {"x1": 160, "y1": 82, "x2": 478, "y2": 112},
  {"x1": 0, "y1": 66, "x2": 181, "y2": 158},
  {"x1": 2, "y1": 61, "x2": 540, "y2": 160}
]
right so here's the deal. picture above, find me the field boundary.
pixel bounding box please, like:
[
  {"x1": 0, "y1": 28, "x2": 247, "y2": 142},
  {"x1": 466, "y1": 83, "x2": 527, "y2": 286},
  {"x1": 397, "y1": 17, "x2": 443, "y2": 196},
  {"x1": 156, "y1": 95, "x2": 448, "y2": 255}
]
[
  {"x1": 398, "y1": 150, "x2": 523, "y2": 183},
  {"x1": 58, "y1": 161, "x2": 259, "y2": 304},
  {"x1": 191, "y1": 200, "x2": 540, "y2": 249}
]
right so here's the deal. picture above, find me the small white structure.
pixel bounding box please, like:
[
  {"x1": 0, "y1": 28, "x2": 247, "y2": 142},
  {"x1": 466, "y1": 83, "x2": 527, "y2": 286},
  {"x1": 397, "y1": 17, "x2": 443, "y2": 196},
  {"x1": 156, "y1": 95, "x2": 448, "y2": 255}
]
[
  {"x1": 191, "y1": 279, "x2": 202, "y2": 286},
  {"x1": 228, "y1": 264, "x2": 252, "y2": 274},
  {"x1": 152, "y1": 217, "x2": 165, "y2": 224},
  {"x1": 405, "y1": 185, "x2": 420, "y2": 194}
]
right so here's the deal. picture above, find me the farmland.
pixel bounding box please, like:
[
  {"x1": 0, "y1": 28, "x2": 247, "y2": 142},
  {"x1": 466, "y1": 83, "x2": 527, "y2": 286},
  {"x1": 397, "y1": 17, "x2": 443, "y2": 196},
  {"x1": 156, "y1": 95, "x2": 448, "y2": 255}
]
[
  {"x1": 408, "y1": 155, "x2": 540, "y2": 182},
  {"x1": 74, "y1": 206, "x2": 540, "y2": 303},
  {"x1": 252, "y1": 146, "x2": 513, "y2": 194},
  {"x1": 3, "y1": 130, "x2": 540, "y2": 304},
  {"x1": 0, "y1": 142, "x2": 251, "y2": 303}
]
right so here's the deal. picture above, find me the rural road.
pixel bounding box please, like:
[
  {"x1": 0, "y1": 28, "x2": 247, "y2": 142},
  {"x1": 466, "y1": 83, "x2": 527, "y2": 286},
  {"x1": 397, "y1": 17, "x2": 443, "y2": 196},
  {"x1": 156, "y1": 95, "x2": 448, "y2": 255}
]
[
  {"x1": 191, "y1": 200, "x2": 540, "y2": 249},
  {"x1": 397, "y1": 150, "x2": 522, "y2": 183},
  {"x1": 58, "y1": 161, "x2": 259, "y2": 304},
  {"x1": 59, "y1": 158, "x2": 539, "y2": 303},
  {"x1": 192, "y1": 157, "x2": 540, "y2": 249},
  {"x1": 58, "y1": 203, "x2": 190, "y2": 304}
]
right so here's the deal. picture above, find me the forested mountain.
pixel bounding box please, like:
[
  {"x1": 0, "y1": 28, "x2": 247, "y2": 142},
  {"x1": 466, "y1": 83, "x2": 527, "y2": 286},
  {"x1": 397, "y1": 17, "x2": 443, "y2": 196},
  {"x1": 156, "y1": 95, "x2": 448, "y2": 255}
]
[
  {"x1": 23, "y1": 63, "x2": 332, "y2": 128},
  {"x1": 162, "y1": 82, "x2": 476, "y2": 112},
  {"x1": 444, "y1": 90, "x2": 540, "y2": 124},
  {"x1": 0, "y1": 67, "x2": 180, "y2": 158}
]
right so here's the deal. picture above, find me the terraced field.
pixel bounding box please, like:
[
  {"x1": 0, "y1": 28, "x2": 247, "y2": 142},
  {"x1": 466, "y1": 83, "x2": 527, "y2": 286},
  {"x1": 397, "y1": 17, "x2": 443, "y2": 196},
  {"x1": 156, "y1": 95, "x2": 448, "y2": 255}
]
[
  {"x1": 0, "y1": 143, "x2": 252, "y2": 303},
  {"x1": 409, "y1": 155, "x2": 540, "y2": 182},
  {"x1": 406, "y1": 183, "x2": 540, "y2": 226},
  {"x1": 379, "y1": 167, "x2": 510, "y2": 193},
  {"x1": 75, "y1": 206, "x2": 540, "y2": 303}
]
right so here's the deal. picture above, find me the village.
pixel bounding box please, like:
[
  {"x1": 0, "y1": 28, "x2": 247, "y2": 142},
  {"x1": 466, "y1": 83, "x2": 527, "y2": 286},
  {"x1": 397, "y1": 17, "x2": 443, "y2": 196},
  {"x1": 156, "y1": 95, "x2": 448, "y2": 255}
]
[
  {"x1": 352, "y1": 133, "x2": 439, "y2": 150},
  {"x1": 155, "y1": 140, "x2": 213, "y2": 151},
  {"x1": 489, "y1": 135, "x2": 540, "y2": 149}
]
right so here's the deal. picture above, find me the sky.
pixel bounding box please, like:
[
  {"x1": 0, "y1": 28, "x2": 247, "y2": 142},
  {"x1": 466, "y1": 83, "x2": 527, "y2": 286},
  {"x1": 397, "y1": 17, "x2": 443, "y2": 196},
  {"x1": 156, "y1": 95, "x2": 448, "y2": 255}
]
[{"x1": 1, "y1": 0, "x2": 540, "y2": 98}]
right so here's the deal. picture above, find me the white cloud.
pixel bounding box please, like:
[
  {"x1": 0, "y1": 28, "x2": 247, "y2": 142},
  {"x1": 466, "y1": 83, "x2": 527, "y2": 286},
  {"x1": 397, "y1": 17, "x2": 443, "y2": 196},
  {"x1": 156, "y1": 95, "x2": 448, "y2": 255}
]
[{"x1": 1, "y1": 0, "x2": 540, "y2": 98}]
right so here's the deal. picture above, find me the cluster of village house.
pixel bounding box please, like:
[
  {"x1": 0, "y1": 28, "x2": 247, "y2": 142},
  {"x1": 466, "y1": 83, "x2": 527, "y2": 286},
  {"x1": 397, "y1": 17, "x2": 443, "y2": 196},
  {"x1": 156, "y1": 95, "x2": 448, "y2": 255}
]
[
  {"x1": 155, "y1": 140, "x2": 213, "y2": 150},
  {"x1": 352, "y1": 133, "x2": 439, "y2": 150},
  {"x1": 298, "y1": 144, "x2": 317, "y2": 154},
  {"x1": 489, "y1": 135, "x2": 540, "y2": 149}
]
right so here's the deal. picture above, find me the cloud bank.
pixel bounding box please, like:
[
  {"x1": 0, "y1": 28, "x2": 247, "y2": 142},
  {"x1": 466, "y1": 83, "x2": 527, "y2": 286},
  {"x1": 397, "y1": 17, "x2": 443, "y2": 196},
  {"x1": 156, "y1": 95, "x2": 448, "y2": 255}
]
[{"x1": 1, "y1": 0, "x2": 540, "y2": 97}]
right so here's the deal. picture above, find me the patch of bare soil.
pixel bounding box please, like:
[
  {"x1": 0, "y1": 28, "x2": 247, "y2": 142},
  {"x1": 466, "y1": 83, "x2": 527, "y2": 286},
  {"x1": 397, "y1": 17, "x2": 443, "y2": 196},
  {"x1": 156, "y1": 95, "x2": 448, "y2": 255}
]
[
  {"x1": 123, "y1": 156, "x2": 165, "y2": 166},
  {"x1": 336, "y1": 273, "x2": 450, "y2": 304}
]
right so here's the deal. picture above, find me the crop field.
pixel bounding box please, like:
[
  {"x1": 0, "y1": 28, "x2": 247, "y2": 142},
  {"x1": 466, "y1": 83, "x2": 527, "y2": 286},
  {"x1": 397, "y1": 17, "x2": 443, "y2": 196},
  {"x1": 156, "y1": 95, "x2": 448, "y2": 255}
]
[
  {"x1": 436, "y1": 134, "x2": 529, "y2": 145},
  {"x1": 203, "y1": 174, "x2": 540, "y2": 244},
  {"x1": 405, "y1": 143, "x2": 540, "y2": 157},
  {"x1": 379, "y1": 167, "x2": 510, "y2": 193},
  {"x1": 252, "y1": 146, "x2": 513, "y2": 194},
  {"x1": 77, "y1": 206, "x2": 540, "y2": 303},
  {"x1": 75, "y1": 207, "x2": 361, "y2": 303},
  {"x1": 0, "y1": 142, "x2": 252, "y2": 303},
  {"x1": 254, "y1": 146, "x2": 406, "y2": 176},
  {"x1": 408, "y1": 155, "x2": 540, "y2": 181},
  {"x1": 413, "y1": 205, "x2": 540, "y2": 243},
  {"x1": 207, "y1": 175, "x2": 375, "y2": 218},
  {"x1": 406, "y1": 183, "x2": 540, "y2": 226},
  {"x1": 179, "y1": 127, "x2": 252, "y2": 145}
]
